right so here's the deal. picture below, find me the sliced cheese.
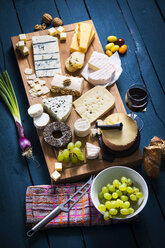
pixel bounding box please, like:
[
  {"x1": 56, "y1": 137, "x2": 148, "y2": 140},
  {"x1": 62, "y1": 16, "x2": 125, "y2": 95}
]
[
  {"x1": 42, "y1": 95, "x2": 72, "y2": 122},
  {"x1": 86, "y1": 142, "x2": 100, "y2": 159},
  {"x1": 73, "y1": 86, "x2": 115, "y2": 123},
  {"x1": 51, "y1": 74, "x2": 83, "y2": 96},
  {"x1": 70, "y1": 25, "x2": 79, "y2": 53},
  {"x1": 28, "y1": 104, "x2": 43, "y2": 118},
  {"x1": 74, "y1": 118, "x2": 91, "y2": 137},
  {"x1": 69, "y1": 52, "x2": 85, "y2": 69},
  {"x1": 33, "y1": 112, "x2": 50, "y2": 129},
  {"x1": 78, "y1": 22, "x2": 93, "y2": 53}
]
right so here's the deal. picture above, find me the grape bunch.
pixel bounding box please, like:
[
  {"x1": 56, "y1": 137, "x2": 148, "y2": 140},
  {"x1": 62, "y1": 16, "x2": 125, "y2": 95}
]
[
  {"x1": 98, "y1": 176, "x2": 144, "y2": 221},
  {"x1": 57, "y1": 141, "x2": 85, "y2": 164}
]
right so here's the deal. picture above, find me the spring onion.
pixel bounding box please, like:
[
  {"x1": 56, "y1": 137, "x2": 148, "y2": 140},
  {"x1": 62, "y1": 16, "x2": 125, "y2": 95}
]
[{"x1": 0, "y1": 70, "x2": 32, "y2": 157}]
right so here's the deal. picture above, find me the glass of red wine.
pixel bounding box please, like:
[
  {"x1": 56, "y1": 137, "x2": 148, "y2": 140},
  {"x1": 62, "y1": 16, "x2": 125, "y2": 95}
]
[{"x1": 125, "y1": 84, "x2": 148, "y2": 131}]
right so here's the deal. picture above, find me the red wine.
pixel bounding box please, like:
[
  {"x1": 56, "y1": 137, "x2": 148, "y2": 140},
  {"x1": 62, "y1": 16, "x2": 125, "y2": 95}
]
[{"x1": 125, "y1": 87, "x2": 148, "y2": 112}]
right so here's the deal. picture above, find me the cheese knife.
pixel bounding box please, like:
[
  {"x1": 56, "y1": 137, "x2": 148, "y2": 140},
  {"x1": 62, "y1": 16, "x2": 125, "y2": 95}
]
[{"x1": 27, "y1": 176, "x2": 94, "y2": 238}]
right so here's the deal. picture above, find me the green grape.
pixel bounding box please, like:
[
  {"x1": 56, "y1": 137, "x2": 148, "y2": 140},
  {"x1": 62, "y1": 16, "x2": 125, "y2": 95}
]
[
  {"x1": 106, "y1": 183, "x2": 111, "y2": 188},
  {"x1": 109, "y1": 208, "x2": 118, "y2": 215},
  {"x1": 77, "y1": 154, "x2": 85, "y2": 161},
  {"x1": 112, "y1": 192, "x2": 118, "y2": 199},
  {"x1": 98, "y1": 204, "x2": 106, "y2": 212},
  {"x1": 120, "y1": 195, "x2": 128, "y2": 202},
  {"x1": 105, "y1": 201, "x2": 112, "y2": 210},
  {"x1": 102, "y1": 186, "x2": 109, "y2": 194},
  {"x1": 119, "y1": 183, "x2": 127, "y2": 191},
  {"x1": 99, "y1": 192, "x2": 104, "y2": 200},
  {"x1": 72, "y1": 147, "x2": 81, "y2": 155},
  {"x1": 113, "y1": 179, "x2": 120, "y2": 188},
  {"x1": 133, "y1": 187, "x2": 139, "y2": 193},
  {"x1": 121, "y1": 177, "x2": 128, "y2": 184},
  {"x1": 57, "y1": 151, "x2": 64, "y2": 162},
  {"x1": 104, "y1": 211, "x2": 110, "y2": 221},
  {"x1": 110, "y1": 200, "x2": 117, "y2": 209},
  {"x1": 127, "y1": 186, "x2": 133, "y2": 194},
  {"x1": 63, "y1": 149, "x2": 70, "y2": 158},
  {"x1": 127, "y1": 178, "x2": 133, "y2": 186},
  {"x1": 64, "y1": 156, "x2": 70, "y2": 163},
  {"x1": 116, "y1": 189, "x2": 122, "y2": 197},
  {"x1": 75, "y1": 141, "x2": 82, "y2": 148},
  {"x1": 72, "y1": 154, "x2": 78, "y2": 164},
  {"x1": 104, "y1": 193, "x2": 112, "y2": 200},
  {"x1": 100, "y1": 198, "x2": 106, "y2": 204},
  {"x1": 130, "y1": 194, "x2": 137, "y2": 201},
  {"x1": 120, "y1": 208, "x2": 129, "y2": 215},
  {"x1": 136, "y1": 192, "x2": 144, "y2": 198},
  {"x1": 116, "y1": 199, "x2": 123, "y2": 208},
  {"x1": 128, "y1": 208, "x2": 134, "y2": 214},
  {"x1": 122, "y1": 201, "x2": 130, "y2": 209},
  {"x1": 67, "y1": 142, "x2": 75, "y2": 151},
  {"x1": 108, "y1": 184, "x2": 115, "y2": 192}
]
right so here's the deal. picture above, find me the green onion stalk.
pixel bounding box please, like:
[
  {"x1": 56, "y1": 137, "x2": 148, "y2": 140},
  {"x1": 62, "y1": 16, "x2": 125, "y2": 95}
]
[{"x1": 0, "y1": 70, "x2": 32, "y2": 158}]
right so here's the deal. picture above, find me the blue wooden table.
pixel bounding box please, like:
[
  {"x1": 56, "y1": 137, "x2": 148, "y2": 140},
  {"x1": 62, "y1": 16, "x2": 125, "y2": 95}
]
[{"x1": 0, "y1": 0, "x2": 165, "y2": 247}]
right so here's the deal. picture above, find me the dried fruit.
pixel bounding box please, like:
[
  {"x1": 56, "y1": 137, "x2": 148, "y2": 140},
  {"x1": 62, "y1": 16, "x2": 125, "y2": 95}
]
[
  {"x1": 53, "y1": 17, "x2": 63, "y2": 27},
  {"x1": 42, "y1": 13, "x2": 52, "y2": 25}
]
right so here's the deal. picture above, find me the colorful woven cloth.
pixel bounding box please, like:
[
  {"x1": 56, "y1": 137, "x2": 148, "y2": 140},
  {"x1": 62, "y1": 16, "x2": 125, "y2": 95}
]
[{"x1": 26, "y1": 182, "x2": 136, "y2": 229}]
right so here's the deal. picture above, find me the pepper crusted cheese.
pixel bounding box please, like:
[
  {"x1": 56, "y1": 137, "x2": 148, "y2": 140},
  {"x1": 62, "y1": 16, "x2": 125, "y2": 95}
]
[{"x1": 73, "y1": 86, "x2": 115, "y2": 123}]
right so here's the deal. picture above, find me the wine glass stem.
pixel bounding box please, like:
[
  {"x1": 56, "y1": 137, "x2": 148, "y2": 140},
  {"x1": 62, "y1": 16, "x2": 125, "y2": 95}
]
[{"x1": 131, "y1": 112, "x2": 135, "y2": 119}]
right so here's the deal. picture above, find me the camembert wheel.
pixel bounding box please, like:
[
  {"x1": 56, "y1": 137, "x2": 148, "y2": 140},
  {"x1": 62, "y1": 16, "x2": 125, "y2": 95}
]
[{"x1": 102, "y1": 113, "x2": 138, "y2": 151}]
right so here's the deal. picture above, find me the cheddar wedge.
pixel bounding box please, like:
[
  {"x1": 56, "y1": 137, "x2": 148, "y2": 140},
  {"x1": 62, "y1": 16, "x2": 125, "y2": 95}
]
[{"x1": 79, "y1": 22, "x2": 93, "y2": 53}]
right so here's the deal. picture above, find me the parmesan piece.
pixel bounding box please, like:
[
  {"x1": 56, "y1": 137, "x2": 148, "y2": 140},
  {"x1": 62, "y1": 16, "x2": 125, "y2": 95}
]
[
  {"x1": 24, "y1": 68, "x2": 33, "y2": 75},
  {"x1": 55, "y1": 162, "x2": 62, "y2": 171},
  {"x1": 51, "y1": 170, "x2": 61, "y2": 181}
]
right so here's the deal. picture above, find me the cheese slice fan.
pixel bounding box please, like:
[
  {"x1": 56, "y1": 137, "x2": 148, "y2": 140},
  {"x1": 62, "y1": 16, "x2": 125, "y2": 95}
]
[{"x1": 27, "y1": 176, "x2": 94, "y2": 237}]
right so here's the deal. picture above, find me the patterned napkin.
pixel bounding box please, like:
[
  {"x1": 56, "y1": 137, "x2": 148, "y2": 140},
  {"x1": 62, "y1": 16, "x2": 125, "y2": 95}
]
[{"x1": 26, "y1": 182, "x2": 136, "y2": 229}]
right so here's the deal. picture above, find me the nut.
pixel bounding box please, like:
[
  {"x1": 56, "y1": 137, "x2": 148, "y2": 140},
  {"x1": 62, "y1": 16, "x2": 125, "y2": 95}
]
[
  {"x1": 42, "y1": 13, "x2": 52, "y2": 25},
  {"x1": 34, "y1": 24, "x2": 43, "y2": 31},
  {"x1": 42, "y1": 23, "x2": 46, "y2": 30},
  {"x1": 63, "y1": 79, "x2": 71, "y2": 87},
  {"x1": 53, "y1": 17, "x2": 63, "y2": 27}
]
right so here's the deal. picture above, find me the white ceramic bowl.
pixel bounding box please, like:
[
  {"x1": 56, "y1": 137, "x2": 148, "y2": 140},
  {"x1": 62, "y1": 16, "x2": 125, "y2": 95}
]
[{"x1": 91, "y1": 166, "x2": 148, "y2": 219}]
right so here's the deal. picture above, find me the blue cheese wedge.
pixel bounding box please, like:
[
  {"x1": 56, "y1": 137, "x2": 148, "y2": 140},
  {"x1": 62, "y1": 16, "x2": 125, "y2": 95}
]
[
  {"x1": 32, "y1": 35, "x2": 61, "y2": 77},
  {"x1": 42, "y1": 95, "x2": 72, "y2": 122}
]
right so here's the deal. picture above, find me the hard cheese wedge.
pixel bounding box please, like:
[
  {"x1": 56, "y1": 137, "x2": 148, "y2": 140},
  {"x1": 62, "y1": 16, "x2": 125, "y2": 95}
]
[
  {"x1": 73, "y1": 86, "x2": 115, "y2": 123},
  {"x1": 43, "y1": 95, "x2": 72, "y2": 122}
]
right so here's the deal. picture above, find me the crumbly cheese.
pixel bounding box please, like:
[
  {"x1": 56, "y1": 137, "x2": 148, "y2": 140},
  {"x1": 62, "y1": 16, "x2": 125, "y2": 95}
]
[
  {"x1": 24, "y1": 68, "x2": 33, "y2": 75},
  {"x1": 51, "y1": 74, "x2": 83, "y2": 96},
  {"x1": 22, "y1": 46, "x2": 29, "y2": 56},
  {"x1": 19, "y1": 34, "x2": 26, "y2": 43},
  {"x1": 60, "y1": 32, "x2": 67, "y2": 41},
  {"x1": 51, "y1": 170, "x2": 61, "y2": 181},
  {"x1": 73, "y1": 86, "x2": 115, "y2": 123},
  {"x1": 56, "y1": 26, "x2": 65, "y2": 34},
  {"x1": 48, "y1": 27, "x2": 58, "y2": 36},
  {"x1": 55, "y1": 162, "x2": 62, "y2": 171}
]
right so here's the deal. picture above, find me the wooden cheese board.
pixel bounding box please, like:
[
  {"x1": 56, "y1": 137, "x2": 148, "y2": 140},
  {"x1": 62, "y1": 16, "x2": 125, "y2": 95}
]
[{"x1": 11, "y1": 20, "x2": 142, "y2": 183}]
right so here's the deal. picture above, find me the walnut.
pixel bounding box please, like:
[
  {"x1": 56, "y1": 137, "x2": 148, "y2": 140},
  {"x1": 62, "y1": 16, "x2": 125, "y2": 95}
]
[
  {"x1": 34, "y1": 24, "x2": 43, "y2": 31},
  {"x1": 63, "y1": 79, "x2": 71, "y2": 87},
  {"x1": 42, "y1": 13, "x2": 52, "y2": 25},
  {"x1": 42, "y1": 23, "x2": 46, "y2": 30},
  {"x1": 53, "y1": 17, "x2": 63, "y2": 27}
]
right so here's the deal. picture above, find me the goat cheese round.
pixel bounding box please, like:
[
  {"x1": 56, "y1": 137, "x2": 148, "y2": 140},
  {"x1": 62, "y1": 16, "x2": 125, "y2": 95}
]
[
  {"x1": 74, "y1": 118, "x2": 91, "y2": 137},
  {"x1": 33, "y1": 112, "x2": 50, "y2": 129},
  {"x1": 28, "y1": 104, "x2": 43, "y2": 118}
]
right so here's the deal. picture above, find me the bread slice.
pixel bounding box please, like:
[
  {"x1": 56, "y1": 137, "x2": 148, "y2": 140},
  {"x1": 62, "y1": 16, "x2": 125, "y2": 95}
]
[
  {"x1": 150, "y1": 136, "x2": 165, "y2": 158},
  {"x1": 143, "y1": 145, "x2": 162, "y2": 178},
  {"x1": 102, "y1": 113, "x2": 138, "y2": 151}
]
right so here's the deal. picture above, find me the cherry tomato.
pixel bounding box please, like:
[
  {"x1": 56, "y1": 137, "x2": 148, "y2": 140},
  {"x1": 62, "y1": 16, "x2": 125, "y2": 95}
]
[
  {"x1": 106, "y1": 50, "x2": 113, "y2": 57},
  {"x1": 111, "y1": 45, "x2": 119, "y2": 53},
  {"x1": 119, "y1": 44, "x2": 127, "y2": 54},
  {"x1": 107, "y1": 36, "x2": 117, "y2": 42},
  {"x1": 116, "y1": 38, "x2": 125, "y2": 46}
]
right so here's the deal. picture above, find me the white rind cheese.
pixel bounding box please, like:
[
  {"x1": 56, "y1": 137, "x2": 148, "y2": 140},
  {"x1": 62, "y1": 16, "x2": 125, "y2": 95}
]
[
  {"x1": 32, "y1": 35, "x2": 61, "y2": 77},
  {"x1": 74, "y1": 118, "x2": 91, "y2": 137},
  {"x1": 86, "y1": 142, "x2": 100, "y2": 159},
  {"x1": 42, "y1": 95, "x2": 72, "y2": 122},
  {"x1": 33, "y1": 112, "x2": 50, "y2": 129},
  {"x1": 28, "y1": 104, "x2": 43, "y2": 118}
]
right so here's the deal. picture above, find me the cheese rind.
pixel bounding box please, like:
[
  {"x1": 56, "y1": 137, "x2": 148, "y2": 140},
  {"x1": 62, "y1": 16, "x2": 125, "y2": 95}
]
[
  {"x1": 73, "y1": 86, "x2": 115, "y2": 123},
  {"x1": 42, "y1": 95, "x2": 72, "y2": 122}
]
